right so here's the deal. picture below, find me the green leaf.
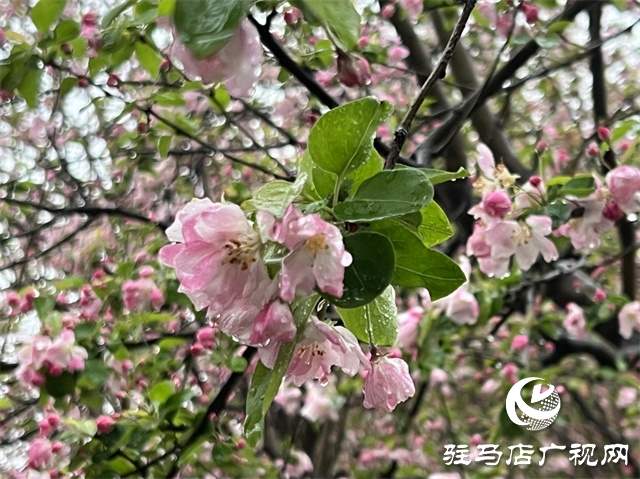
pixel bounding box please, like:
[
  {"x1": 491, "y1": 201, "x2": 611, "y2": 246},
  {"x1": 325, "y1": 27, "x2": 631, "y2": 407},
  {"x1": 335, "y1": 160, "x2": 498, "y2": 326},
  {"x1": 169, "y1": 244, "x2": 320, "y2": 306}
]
[
  {"x1": 173, "y1": 0, "x2": 253, "y2": 58},
  {"x1": 34, "y1": 296, "x2": 56, "y2": 319},
  {"x1": 60, "y1": 77, "x2": 77, "y2": 98},
  {"x1": 308, "y1": 97, "x2": 392, "y2": 180},
  {"x1": 135, "y1": 41, "x2": 162, "y2": 77},
  {"x1": 418, "y1": 201, "x2": 453, "y2": 247},
  {"x1": 18, "y1": 69, "x2": 42, "y2": 109},
  {"x1": 149, "y1": 380, "x2": 176, "y2": 410},
  {"x1": 369, "y1": 220, "x2": 465, "y2": 300},
  {"x1": 31, "y1": 0, "x2": 68, "y2": 32},
  {"x1": 322, "y1": 231, "x2": 395, "y2": 308},
  {"x1": 162, "y1": 390, "x2": 196, "y2": 416},
  {"x1": 251, "y1": 172, "x2": 308, "y2": 217},
  {"x1": 244, "y1": 294, "x2": 317, "y2": 446},
  {"x1": 347, "y1": 149, "x2": 384, "y2": 194},
  {"x1": 102, "y1": 0, "x2": 137, "y2": 28},
  {"x1": 421, "y1": 167, "x2": 469, "y2": 185},
  {"x1": 545, "y1": 175, "x2": 572, "y2": 187},
  {"x1": 54, "y1": 19, "x2": 80, "y2": 43},
  {"x1": 158, "y1": 136, "x2": 171, "y2": 158},
  {"x1": 299, "y1": 0, "x2": 360, "y2": 50},
  {"x1": 66, "y1": 418, "x2": 98, "y2": 437},
  {"x1": 560, "y1": 175, "x2": 595, "y2": 197},
  {"x1": 300, "y1": 152, "x2": 337, "y2": 201},
  {"x1": 334, "y1": 169, "x2": 433, "y2": 222},
  {"x1": 108, "y1": 456, "x2": 136, "y2": 475},
  {"x1": 337, "y1": 285, "x2": 397, "y2": 346},
  {"x1": 244, "y1": 360, "x2": 271, "y2": 447},
  {"x1": 79, "y1": 359, "x2": 110, "y2": 388},
  {"x1": 44, "y1": 371, "x2": 76, "y2": 398},
  {"x1": 540, "y1": 201, "x2": 571, "y2": 230}
]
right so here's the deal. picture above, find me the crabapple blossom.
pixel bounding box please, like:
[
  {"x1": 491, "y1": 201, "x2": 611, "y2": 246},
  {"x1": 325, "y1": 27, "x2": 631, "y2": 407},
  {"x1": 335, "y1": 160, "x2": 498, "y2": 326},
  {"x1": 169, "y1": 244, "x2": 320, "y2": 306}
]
[
  {"x1": 511, "y1": 335, "x2": 529, "y2": 351},
  {"x1": 261, "y1": 316, "x2": 367, "y2": 387},
  {"x1": 605, "y1": 165, "x2": 640, "y2": 214},
  {"x1": 27, "y1": 439, "x2": 52, "y2": 469},
  {"x1": 96, "y1": 415, "x2": 115, "y2": 434},
  {"x1": 248, "y1": 299, "x2": 296, "y2": 346},
  {"x1": 122, "y1": 278, "x2": 164, "y2": 312},
  {"x1": 168, "y1": 21, "x2": 262, "y2": 97},
  {"x1": 395, "y1": 306, "x2": 424, "y2": 350},
  {"x1": 336, "y1": 51, "x2": 372, "y2": 88},
  {"x1": 563, "y1": 303, "x2": 586, "y2": 339},
  {"x1": 196, "y1": 327, "x2": 216, "y2": 349},
  {"x1": 616, "y1": 387, "x2": 638, "y2": 408},
  {"x1": 363, "y1": 355, "x2": 415, "y2": 412},
  {"x1": 618, "y1": 301, "x2": 640, "y2": 339},
  {"x1": 265, "y1": 205, "x2": 352, "y2": 302},
  {"x1": 435, "y1": 287, "x2": 479, "y2": 326}
]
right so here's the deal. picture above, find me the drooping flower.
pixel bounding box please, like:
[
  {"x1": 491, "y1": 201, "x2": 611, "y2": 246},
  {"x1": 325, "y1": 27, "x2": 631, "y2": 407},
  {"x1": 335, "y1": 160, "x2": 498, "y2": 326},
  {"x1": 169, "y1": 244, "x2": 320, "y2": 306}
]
[
  {"x1": 264, "y1": 205, "x2": 352, "y2": 302},
  {"x1": 248, "y1": 299, "x2": 296, "y2": 346},
  {"x1": 618, "y1": 301, "x2": 640, "y2": 340},
  {"x1": 363, "y1": 355, "x2": 415, "y2": 412},
  {"x1": 395, "y1": 306, "x2": 424, "y2": 350},
  {"x1": 261, "y1": 316, "x2": 367, "y2": 386},
  {"x1": 168, "y1": 21, "x2": 262, "y2": 97}
]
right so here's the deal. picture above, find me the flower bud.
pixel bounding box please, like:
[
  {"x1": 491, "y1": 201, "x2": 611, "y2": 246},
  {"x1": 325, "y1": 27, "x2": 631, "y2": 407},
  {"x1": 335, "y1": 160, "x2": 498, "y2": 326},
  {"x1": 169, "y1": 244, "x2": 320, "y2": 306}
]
[
  {"x1": 521, "y1": 3, "x2": 538, "y2": 23},
  {"x1": 337, "y1": 51, "x2": 372, "y2": 88},
  {"x1": 529, "y1": 175, "x2": 542, "y2": 187},
  {"x1": 107, "y1": 74, "x2": 119, "y2": 87},
  {"x1": 482, "y1": 190, "x2": 511, "y2": 217},
  {"x1": 602, "y1": 201, "x2": 624, "y2": 222},
  {"x1": 535, "y1": 140, "x2": 547, "y2": 153},
  {"x1": 586, "y1": 143, "x2": 599, "y2": 157},
  {"x1": 597, "y1": 126, "x2": 611, "y2": 142},
  {"x1": 96, "y1": 415, "x2": 115, "y2": 434}
]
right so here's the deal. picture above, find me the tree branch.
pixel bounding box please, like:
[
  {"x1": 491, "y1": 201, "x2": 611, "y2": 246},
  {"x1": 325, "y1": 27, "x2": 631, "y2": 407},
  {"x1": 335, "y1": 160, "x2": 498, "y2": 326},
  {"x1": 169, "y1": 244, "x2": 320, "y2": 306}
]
[{"x1": 384, "y1": 0, "x2": 477, "y2": 170}]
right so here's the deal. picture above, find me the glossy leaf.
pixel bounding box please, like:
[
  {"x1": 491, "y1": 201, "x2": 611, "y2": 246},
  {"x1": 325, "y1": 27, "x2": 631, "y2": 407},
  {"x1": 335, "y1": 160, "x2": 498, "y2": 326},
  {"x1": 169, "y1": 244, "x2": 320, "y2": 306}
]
[
  {"x1": 418, "y1": 201, "x2": 453, "y2": 247},
  {"x1": 560, "y1": 175, "x2": 595, "y2": 197},
  {"x1": 31, "y1": 0, "x2": 67, "y2": 32},
  {"x1": 250, "y1": 172, "x2": 308, "y2": 217},
  {"x1": 369, "y1": 220, "x2": 465, "y2": 300},
  {"x1": 347, "y1": 150, "x2": 384, "y2": 194},
  {"x1": 308, "y1": 97, "x2": 392, "y2": 179},
  {"x1": 334, "y1": 168, "x2": 433, "y2": 222},
  {"x1": 135, "y1": 41, "x2": 162, "y2": 77},
  {"x1": 299, "y1": 152, "x2": 336, "y2": 201},
  {"x1": 337, "y1": 285, "x2": 398, "y2": 346},
  {"x1": 298, "y1": 0, "x2": 360, "y2": 50},
  {"x1": 421, "y1": 167, "x2": 469, "y2": 185},
  {"x1": 149, "y1": 380, "x2": 176, "y2": 410},
  {"x1": 173, "y1": 0, "x2": 253, "y2": 58},
  {"x1": 322, "y1": 231, "x2": 395, "y2": 308}
]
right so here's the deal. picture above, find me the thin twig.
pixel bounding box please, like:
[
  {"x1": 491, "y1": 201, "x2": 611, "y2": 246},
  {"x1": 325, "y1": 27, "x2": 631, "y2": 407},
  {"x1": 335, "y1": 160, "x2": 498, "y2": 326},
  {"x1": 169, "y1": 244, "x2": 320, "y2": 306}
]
[{"x1": 384, "y1": 0, "x2": 476, "y2": 169}]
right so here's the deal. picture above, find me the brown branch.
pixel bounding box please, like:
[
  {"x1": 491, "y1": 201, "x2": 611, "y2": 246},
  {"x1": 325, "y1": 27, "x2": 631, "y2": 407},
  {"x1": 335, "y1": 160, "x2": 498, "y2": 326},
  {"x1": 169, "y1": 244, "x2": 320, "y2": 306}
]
[{"x1": 384, "y1": 0, "x2": 477, "y2": 170}]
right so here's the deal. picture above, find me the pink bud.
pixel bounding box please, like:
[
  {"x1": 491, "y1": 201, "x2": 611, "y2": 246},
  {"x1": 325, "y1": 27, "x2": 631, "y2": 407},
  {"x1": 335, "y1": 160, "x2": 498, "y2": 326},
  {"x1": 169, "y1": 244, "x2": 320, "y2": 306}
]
[
  {"x1": 510, "y1": 335, "x2": 529, "y2": 351},
  {"x1": 381, "y1": 4, "x2": 395, "y2": 19},
  {"x1": 51, "y1": 441, "x2": 64, "y2": 453},
  {"x1": 137, "y1": 122, "x2": 148, "y2": 134},
  {"x1": 284, "y1": 7, "x2": 302, "y2": 26},
  {"x1": 139, "y1": 266, "x2": 154, "y2": 277},
  {"x1": 593, "y1": 289, "x2": 607, "y2": 302},
  {"x1": 529, "y1": 175, "x2": 542, "y2": 187},
  {"x1": 96, "y1": 415, "x2": 115, "y2": 434},
  {"x1": 602, "y1": 201, "x2": 624, "y2": 222},
  {"x1": 48, "y1": 364, "x2": 63, "y2": 377},
  {"x1": 107, "y1": 74, "x2": 119, "y2": 87},
  {"x1": 7, "y1": 292, "x2": 20, "y2": 307},
  {"x1": 536, "y1": 140, "x2": 548, "y2": 153},
  {"x1": 38, "y1": 419, "x2": 53, "y2": 436},
  {"x1": 190, "y1": 342, "x2": 204, "y2": 356},
  {"x1": 597, "y1": 126, "x2": 611, "y2": 142},
  {"x1": 196, "y1": 327, "x2": 216, "y2": 348},
  {"x1": 82, "y1": 12, "x2": 98, "y2": 27},
  {"x1": 237, "y1": 438, "x2": 246, "y2": 449},
  {"x1": 47, "y1": 414, "x2": 61, "y2": 427},
  {"x1": 357, "y1": 36, "x2": 370, "y2": 49},
  {"x1": 0, "y1": 90, "x2": 14, "y2": 102},
  {"x1": 620, "y1": 140, "x2": 631, "y2": 152},
  {"x1": 482, "y1": 190, "x2": 512, "y2": 217},
  {"x1": 336, "y1": 51, "x2": 372, "y2": 88},
  {"x1": 586, "y1": 143, "x2": 599, "y2": 157},
  {"x1": 78, "y1": 77, "x2": 89, "y2": 88},
  {"x1": 521, "y1": 3, "x2": 538, "y2": 23}
]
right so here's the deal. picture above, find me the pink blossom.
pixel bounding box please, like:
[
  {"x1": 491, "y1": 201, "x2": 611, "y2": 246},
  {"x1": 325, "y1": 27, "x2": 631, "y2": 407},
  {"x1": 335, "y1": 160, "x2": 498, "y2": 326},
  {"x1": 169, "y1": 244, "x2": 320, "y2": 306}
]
[
  {"x1": 168, "y1": 21, "x2": 262, "y2": 97},
  {"x1": 437, "y1": 287, "x2": 479, "y2": 326},
  {"x1": 196, "y1": 327, "x2": 216, "y2": 349},
  {"x1": 481, "y1": 378, "x2": 499, "y2": 394},
  {"x1": 483, "y1": 215, "x2": 558, "y2": 273},
  {"x1": 381, "y1": 4, "x2": 396, "y2": 19},
  {"x1": 563, "y1": 303, "x2": 586, "y2": 339},
  {"x1": 38, "y1": 418, "x2": 53, "y2": 436},
  {"x1": 81, "y1": 12, "x2": 99, "y2": 39},
  {"x1": 400, "y1": 0, "x2": 423, "y2": 18},
  {"x1": 248, "y1": 300, "x2": 296, "y2": 346},
  {"x1": 266, "y1": 205, "x2": 352, "y2": 302},
  {"x1": 337, "y1": 51, "x2": 372, "y2": 88},
  {"x1": 28, "y1": 438, "x2": 52, "y2": 469},
  {"x1": 606, "y1": 165, "x2": 640, "y2": 214},
  {"x1": 593, "y1": 289, "x2": 607, "y2": 302},
  {"x1": 429, "y1": 368, "x2": 448, "y2": 385},
  {"x1": 616, "y1": 387, "x2": 637, "y2": 408},
  {"x1": 96, "y1": 415, "x2": 115, "y2": 434},
  {"x1": 388, "y1": 45, "x2": 409, "y2": 62},
  {"x1": 122, "y1": 278, "x2": 164, "y2": 312},
  {"x1": 45, "y1": 330, "x2": 88, "y2": 373},
  {"x1": 262, "y1": 316, "x2": 366, "y2": 386},
  {"x1": 586, "y1": 143, "x2": 599, "y2": 157},
  {"x1": 618, "y1": 301, "x2": 640, "y2": 339},
  {"x1": 300, "y1": 381, "x2": 340, "y2": 422},
  {"x1": 363, "y1": 355, "x2": 415, "y2": 412},
  {"x1": 511, "y1": 335, "x2": 529, "y2": 351},
  {"x1": 502, "y1": 362, "x2": 518, "y2": 384},
  {"x1": 160, "y1": 199, "x2": 274, "y2": 343},
  {"x1": 482, "y1": 190, "x2": 511, "y2": 218},
  {"x1": 80, "y1": 286, "x2": 102, "y2": 320},
  {"x1": 520, "y1": 3, "x2": 538, "y2": 23},
  {"x1": 395, "y1": 306, "x2": 423, "y2": 350},
  {"x1": 283, "y1": 7, "x2": 302, "y2": 26}
]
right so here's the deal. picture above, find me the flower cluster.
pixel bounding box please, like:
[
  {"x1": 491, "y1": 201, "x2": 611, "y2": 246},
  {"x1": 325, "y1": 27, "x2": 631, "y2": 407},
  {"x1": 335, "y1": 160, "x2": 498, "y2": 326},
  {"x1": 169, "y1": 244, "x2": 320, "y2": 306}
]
[
  {"x1": 160, "y1": 199, "x2": 414, "y2": 411},
  {"x1": 16, "y1": 330, "x2": 88, "y2": 387}
]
